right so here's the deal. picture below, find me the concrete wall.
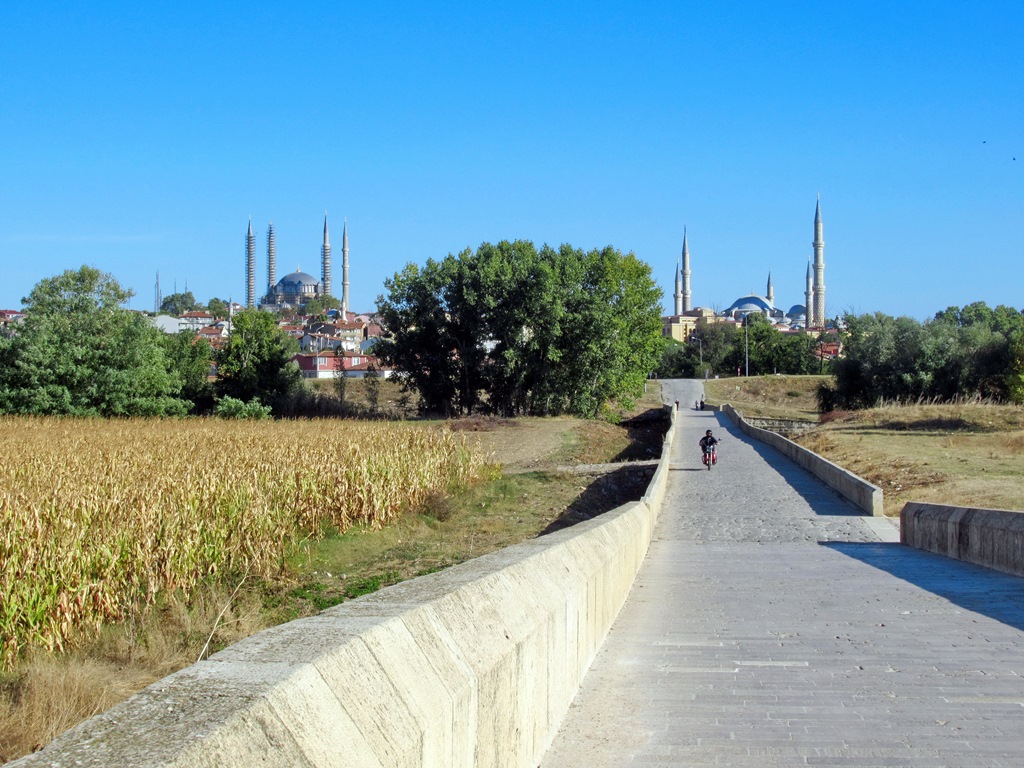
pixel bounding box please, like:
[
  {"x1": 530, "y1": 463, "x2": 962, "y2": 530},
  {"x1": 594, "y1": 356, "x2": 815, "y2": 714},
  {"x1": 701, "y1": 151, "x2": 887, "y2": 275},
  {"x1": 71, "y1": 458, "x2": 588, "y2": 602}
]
[
  {"x1": 9, "y1": 407, "x2": 678, "y2": 768},
  {"x1": 721, "y1": 403, "x2": 884, "y2": 516},
  {"x1": 901, "y1": 502, "x2": 1024, "y2": 577}
]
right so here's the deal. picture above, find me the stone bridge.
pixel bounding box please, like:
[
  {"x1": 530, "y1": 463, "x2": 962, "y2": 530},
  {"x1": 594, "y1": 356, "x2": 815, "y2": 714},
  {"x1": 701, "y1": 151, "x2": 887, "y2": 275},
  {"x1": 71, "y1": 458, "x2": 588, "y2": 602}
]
[{"x1": 11, "y1": 380, "x2": 1024, "y2": 767}]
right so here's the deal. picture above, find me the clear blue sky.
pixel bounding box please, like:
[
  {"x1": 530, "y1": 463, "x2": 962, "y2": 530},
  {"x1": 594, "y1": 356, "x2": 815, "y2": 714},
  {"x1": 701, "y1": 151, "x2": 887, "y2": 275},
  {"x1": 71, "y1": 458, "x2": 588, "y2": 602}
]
[{"x1": 2, "y1": 1, "x2": 1021, "y2": 320}]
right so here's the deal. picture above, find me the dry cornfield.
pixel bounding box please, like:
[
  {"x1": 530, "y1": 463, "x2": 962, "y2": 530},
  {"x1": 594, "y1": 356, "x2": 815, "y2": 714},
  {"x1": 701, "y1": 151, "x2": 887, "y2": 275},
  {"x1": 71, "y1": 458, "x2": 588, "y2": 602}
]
[{"x1": 0, "y1": 416, "x2": 488, "y2": 670}]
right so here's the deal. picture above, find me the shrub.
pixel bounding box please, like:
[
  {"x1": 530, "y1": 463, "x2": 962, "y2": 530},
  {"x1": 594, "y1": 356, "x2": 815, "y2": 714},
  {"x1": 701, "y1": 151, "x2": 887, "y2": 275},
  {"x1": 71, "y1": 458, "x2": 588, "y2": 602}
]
[{"x1": 213, "y1": 397, "x2": 273, "y2": 420}]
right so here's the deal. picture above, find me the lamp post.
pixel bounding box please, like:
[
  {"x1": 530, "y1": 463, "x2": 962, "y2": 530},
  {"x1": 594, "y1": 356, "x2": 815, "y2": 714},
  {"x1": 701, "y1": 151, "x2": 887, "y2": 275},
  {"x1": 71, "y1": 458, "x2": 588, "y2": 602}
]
[
  {"x1": 744, "y1": 316, "x2": 749, "y2": 377},
  {"x1": 691, "y1": 335, "x2": 703, "y2": 365}
]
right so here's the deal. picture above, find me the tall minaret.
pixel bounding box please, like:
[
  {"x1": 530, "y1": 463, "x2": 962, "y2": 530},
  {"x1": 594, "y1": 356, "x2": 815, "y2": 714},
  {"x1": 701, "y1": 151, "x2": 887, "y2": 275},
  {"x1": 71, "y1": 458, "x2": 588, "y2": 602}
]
[
  {"x1": 681, "y1": 228, "x2": 692, "y2": 312},
  {"x1": 673, "y1": 257, "x2": 683, "y2": 316},
  {"x1": 321, "y1": 213, "x2": 332, "y2": 299},
  {"x1": 812, "y1": 195, "x2": 826, "y2": 327},
  {"x1": 804, "y1": 259, "x2": 813, "y2": 325},
  {"x1": 342, "y1": 218, "x2": 350, "y2": 317},
  {"x1": 766, "y1": 272, "x2": 774, "y2": 305},
  {"x1": 154, "y1": 271, "x2": 162, "y2": 313},
  {"x1": 245, "y1": 219, "x2": 256, "y2": 308},
  {"x1": 266, "y1": 222, "x2": 276, "y2": 299}
]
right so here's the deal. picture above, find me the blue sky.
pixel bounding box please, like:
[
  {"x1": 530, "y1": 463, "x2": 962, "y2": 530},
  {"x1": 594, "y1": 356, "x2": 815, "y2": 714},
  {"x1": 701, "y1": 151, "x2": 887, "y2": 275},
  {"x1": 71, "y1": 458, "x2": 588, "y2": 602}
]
[{"x1": 2, "y1": 1, "x2": 1021, "y2": 320}]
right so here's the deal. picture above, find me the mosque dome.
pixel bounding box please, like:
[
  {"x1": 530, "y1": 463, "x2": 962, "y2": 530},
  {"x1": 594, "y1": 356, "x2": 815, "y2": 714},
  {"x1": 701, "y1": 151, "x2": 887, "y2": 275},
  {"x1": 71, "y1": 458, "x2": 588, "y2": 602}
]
[
  {"x1": 274, "y1": 269, "x2": 323, "y2": 300},
  {"x1": 786, "y1": 304, "x2": 807, "y2": 320},
  {"x1": 723, "y1": 294, "x2": 774, "y2": 316},
  {"x1": 277, "y1": 270, "x2": 320, "y2": 289}
]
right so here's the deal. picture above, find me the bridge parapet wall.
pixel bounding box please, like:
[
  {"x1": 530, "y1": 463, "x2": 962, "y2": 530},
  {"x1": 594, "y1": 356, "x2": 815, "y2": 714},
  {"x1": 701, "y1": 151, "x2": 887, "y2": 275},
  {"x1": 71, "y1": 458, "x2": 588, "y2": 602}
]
[
  {"x1": 721, "y1": 403, "x2": 884, "y2": 516},
  {"x1": 901, "y1": 502, "x2": 1024, "y2": 577},
  {"x1": 9, "y1": 405, "x2": 678, "y2": 768}
]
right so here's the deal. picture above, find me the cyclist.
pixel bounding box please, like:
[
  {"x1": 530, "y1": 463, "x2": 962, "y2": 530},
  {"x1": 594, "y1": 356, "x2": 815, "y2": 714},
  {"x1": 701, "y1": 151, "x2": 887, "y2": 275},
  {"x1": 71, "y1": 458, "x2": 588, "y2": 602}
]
[{"x1": 699, "y1": 429, "x2": 719, "y2": 466}]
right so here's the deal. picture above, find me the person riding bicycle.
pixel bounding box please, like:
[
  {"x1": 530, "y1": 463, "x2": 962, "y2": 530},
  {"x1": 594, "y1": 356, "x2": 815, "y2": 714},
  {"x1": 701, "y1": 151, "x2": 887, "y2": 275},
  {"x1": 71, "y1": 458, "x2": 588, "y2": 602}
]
[{"x1": 699, "y1": 429, "x2": 719, "y2": 464}]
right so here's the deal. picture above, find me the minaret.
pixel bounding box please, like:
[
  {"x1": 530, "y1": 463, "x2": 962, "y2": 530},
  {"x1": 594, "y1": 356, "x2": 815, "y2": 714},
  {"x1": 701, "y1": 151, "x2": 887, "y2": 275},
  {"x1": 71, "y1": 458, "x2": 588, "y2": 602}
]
[
  {"x1": 804, "y1": 259, "x2": 813, "y2": 325},
  {"x1": 266, "y1": 222, "x2": 276, "y2": 300},
  {"x1": 342, "y1": 218, "x2": 350, "y2": 317},
  {"x1": 154, "y1": 271, "x2": 162, "y2": 313},
  {"x1": 673, "y1": 257, "x2": 683, "y2": 316},
  {"x1": 682, "y1": 228, "x2": 692, "y2": 312},
  {"x1": 766, "y1": 272, "x2": 774, "y2": 305},
  {"x1": 321, "y1": 213, "x2": 332, "y2": 299},
  {"x1": 245, "y1": 219, "x2": 256, "y2": 308},
  {"x1": 812, "y1": 195, "x2": 826, "y2": 327}
]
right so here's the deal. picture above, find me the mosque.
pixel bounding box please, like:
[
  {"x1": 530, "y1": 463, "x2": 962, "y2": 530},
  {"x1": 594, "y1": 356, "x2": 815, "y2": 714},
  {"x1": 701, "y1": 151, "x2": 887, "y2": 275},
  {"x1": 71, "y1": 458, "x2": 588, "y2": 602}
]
[
  {"x1": 663, "y1": 198, "x2": 827, "y2": 341},
  {"x1": 244, "y1": 214, "x2": 351, "y2": 314}
]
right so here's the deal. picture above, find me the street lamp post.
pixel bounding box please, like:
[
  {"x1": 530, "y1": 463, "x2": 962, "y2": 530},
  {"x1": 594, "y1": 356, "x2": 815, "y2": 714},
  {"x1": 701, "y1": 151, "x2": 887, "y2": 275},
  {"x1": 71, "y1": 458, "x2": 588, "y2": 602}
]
[{"x1": 744, "y1": 318, "x2": 749, "y2": 377}]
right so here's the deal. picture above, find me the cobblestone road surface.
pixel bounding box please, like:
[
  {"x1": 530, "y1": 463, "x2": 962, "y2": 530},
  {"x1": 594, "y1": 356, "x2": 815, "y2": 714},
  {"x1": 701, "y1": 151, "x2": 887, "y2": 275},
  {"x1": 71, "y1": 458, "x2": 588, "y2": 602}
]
[{"x1": 541, "y1": 380, "x2": 1024, "y2": 767}]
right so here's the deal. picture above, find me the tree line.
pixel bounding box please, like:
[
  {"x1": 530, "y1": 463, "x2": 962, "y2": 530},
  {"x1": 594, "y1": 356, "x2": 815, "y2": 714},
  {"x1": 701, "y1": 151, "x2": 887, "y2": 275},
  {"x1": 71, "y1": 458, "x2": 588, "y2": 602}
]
[
  {"x1": 819, "y1": 302, "x2": 1024, "y2": 409},
  {"x1": 375, "y1": 241, "x2": 665, "y2": 418},
  {"x1": 657, "y1": 313, "x2": 828, "y2": 379},
  {"x1": 0, "y1": 267, "x2": 302, "y2": 417}
]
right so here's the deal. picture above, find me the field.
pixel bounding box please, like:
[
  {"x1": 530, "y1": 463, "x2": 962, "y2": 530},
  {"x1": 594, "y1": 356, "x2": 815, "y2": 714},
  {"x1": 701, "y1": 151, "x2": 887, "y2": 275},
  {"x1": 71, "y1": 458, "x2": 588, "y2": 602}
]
[
  {"x1": 703, "y1": 375, "x2": 1024, "y2": 517},
  {"x1": 799, "y1": 403, "x2": 1024, "y2": 516},
  {"x1": 0, "y1": 387, "x2": 666, "y2": 761},
  {"x1": 703, "y1": 375, "x2": 828, "y2": 421}
]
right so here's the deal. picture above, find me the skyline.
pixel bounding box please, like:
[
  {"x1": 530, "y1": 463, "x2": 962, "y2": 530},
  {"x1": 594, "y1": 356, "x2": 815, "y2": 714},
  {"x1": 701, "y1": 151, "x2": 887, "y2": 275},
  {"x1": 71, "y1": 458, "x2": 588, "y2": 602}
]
[{"x1": 1, "y1": 2, "x2": 1021, "y2": 320}]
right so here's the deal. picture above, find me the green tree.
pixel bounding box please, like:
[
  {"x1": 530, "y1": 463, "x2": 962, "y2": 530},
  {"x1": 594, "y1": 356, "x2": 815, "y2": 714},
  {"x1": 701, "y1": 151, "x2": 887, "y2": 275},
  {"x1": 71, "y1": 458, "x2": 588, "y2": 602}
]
[
  {"x1": 160, "y1": 291, "x2": 200, "y2": 315},
  {"x1": 207, "y1": 298, "x2": 229, "y2": 319},
  {"x1": 365, "y1": 364, "x2": 382, "y2": 414},
  {"x1": 376, "y1": 241, "x2": 664, "y2": 417},
  {"x1": 656, "y1": 338, "x2": 697, "y2": 378},
  {"x1": 821, "y1": 306, "x2": 1022, "y2": 410},
  {"x1": 0, "y1": 266, "x2": 187, "y2": 416},
  {"x1": 333, "y1": 367, "x2": 348, "y2": 405},
  {"x1": 377, "y1": 258, "x2": 457, "y2": 415},
  {"x1": 1007, "y1": 331, "x2": 1024, "y2": 404},
  {"x1": 214, "y1": 309, "x2": 301, "y2": 413},
  {"x1": 162, "y1": 331, "x2": 215, "y2": 414}
]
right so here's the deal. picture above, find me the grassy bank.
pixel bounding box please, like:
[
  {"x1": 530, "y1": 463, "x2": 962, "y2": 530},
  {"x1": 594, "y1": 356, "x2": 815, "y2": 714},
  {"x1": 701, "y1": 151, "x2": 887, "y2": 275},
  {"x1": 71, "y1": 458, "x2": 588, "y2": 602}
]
[
  {"x1": 702, "y1": 375, "x2": 827, "y2": 421},
  {"x1": 798, "y1": 402, "x2": 1024, "y2": 516}
]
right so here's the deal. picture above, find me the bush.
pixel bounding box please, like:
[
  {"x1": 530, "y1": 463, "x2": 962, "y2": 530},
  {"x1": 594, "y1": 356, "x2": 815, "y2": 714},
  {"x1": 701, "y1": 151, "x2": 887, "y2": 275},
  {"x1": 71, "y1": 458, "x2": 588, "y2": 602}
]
[{"x1": 213, "y1": 396, "x2": 273, "y2": 420}]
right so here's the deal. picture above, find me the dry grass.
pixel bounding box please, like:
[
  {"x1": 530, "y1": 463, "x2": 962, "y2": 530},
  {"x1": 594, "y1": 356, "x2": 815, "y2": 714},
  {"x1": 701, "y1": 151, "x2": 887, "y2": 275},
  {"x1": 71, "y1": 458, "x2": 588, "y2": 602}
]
[
  {"x1": 0, "y1": 583, "x2": 269, "y2": 761},
  {"x1": 795, "y1": 402, "x2": 1024, "y2": 516},
  {"x1": 703, "y1": 375, "x2": 828, "y2": 421}
]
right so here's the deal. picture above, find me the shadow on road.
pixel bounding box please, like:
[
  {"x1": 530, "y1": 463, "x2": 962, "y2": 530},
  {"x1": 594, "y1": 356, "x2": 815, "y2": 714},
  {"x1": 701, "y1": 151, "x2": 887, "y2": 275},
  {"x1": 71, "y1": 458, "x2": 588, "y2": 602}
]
[{"x1": 822, "y1": 541, "x2": 1024, "y2": 632}]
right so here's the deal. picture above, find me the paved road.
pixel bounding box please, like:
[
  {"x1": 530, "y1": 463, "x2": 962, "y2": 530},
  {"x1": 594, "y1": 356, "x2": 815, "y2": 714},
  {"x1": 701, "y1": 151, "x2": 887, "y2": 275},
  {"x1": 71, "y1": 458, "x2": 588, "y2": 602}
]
[{"x1": 541, "y1": 379, "x2": 1024, "y2": 767}]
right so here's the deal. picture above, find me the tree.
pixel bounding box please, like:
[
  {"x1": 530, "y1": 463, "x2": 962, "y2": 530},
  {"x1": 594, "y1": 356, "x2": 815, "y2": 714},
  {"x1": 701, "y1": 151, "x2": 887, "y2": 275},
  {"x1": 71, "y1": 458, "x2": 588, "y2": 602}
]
[
  {"x1": 0, "y1": 266, "x2": 188, "y2": 416},
  {"x1": 160, "y1": 291, "x2": 200, "y2": 315},
  {"x1": 376, "y1": 241, "x2": 664, "y2": 417},
  {"x1": 820, "y1": 306, "x2": 1023, "y2": 410},
  {"x1": 162, "y1": 331, "x2": 215, "y2": 413},
  {"x1": 695, "y1": 320, "x2": 738, "y2": 377},
  {"x1": 1008, "y1": 331, "x2": 1024, "y2": 404},
  {"x1": 207, "y1": 298, "x2": 229, "y2": 319},
  {"x1": 365, "y1": 364, "x2": 381, "y2": 414},
  {"x1": 214, "y1": 309, "x2": 301, "y2": 413},
  {"x1": 333, "y1": 366, "x2": 348, "y2": 405}
]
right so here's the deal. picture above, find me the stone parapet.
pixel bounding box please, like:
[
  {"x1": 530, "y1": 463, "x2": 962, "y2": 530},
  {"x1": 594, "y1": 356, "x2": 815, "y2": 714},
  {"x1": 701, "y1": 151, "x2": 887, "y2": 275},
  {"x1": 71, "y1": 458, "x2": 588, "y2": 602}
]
[
  {"x1": 721, "y1": 403, "x2": 883, "y2": 516},
  {"x1": 901, "y1": 502, "x2": 1024, "y2": 576}
]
